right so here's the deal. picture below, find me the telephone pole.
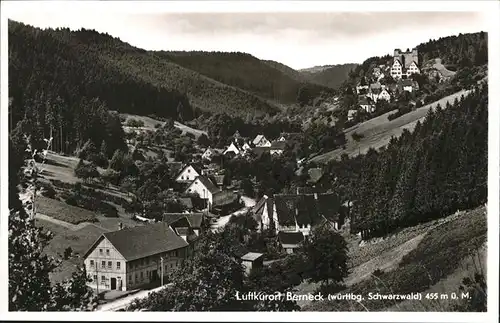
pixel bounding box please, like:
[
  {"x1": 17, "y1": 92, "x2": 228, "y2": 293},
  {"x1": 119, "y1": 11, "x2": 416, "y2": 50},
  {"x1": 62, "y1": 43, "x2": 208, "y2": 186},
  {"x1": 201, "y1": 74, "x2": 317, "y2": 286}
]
[
  {"x1": 160, "y1": 257, "x2": 164, "y2": 286},
  {"x1": 96, "y1": 262, "x2": 99, "y2": 296}
]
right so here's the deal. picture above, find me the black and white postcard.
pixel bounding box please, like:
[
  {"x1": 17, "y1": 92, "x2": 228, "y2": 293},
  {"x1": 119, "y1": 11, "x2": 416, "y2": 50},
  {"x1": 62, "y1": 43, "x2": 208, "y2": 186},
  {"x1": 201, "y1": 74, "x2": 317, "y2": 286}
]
[{"x1": 1, "y1": 1, "x2": 498, "y2": 322}]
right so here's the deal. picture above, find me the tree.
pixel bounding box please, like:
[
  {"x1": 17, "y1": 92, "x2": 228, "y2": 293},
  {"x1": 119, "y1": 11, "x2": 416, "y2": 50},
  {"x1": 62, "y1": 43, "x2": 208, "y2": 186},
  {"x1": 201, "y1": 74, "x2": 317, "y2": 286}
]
[
  {"x1": 127, "y1": 231, "x2": 247, "y2": 311},
  {"x1": 74, "y1": 160, "x2": 99, "y2": 183},
  {"x1": 197, "y1": 133, "x2": 211, "y2": 148},
  {"x1": 109, "y1": 150, "x2": 125, "y2": 171},
  {"x1": 8, "y1": 135, "x2": 96, "y2": 311},
  {"x1": 304, "y1": 225, "x2": 349, "y2": 287}
]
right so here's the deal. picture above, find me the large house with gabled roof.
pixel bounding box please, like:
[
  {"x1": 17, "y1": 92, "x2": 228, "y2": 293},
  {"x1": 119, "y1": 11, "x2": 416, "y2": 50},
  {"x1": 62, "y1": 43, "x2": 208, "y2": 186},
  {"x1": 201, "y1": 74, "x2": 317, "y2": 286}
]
[
  {"x1": 252, "y1": 192, "x2": 342, "y2": 236},
  {"x1": 83, "y1": 223, "x2": 189, "y2": 291},
  {"x1": 175, "y1": 164, "x2": 200, "y2": 184},
  {"x1": 185, "y1": 175, "x2": 220, "y2": 209},
  {"x1": 252, "y1": 134, "x2": 271, "y2": 147},
  {"x1": 390, "y1": 48, "x2": 420, "y2": 79}
]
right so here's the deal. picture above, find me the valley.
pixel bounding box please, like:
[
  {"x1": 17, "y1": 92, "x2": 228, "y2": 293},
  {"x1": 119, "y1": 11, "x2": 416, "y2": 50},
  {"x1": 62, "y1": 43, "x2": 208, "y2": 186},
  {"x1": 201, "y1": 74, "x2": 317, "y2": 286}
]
[{"x1": 7, "y1": 17, "x2": 489, "y2": 314}]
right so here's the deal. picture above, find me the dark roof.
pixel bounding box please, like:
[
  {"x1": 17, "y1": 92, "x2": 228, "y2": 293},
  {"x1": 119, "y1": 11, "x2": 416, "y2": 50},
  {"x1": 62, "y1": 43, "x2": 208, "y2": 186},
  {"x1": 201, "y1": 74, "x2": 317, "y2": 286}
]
[
  {"x1": 358, "y1": 96, "x2": 372, "y2": 106},
  {"x1": 401, "y1": 79, "x2": 413, "y2": 86},
  {"x1": 278, "y1": 231, "x2": 304, "y2": 245},
  {"x1": 273, "y1": 194, "x2": 334, "y2": 227},
  {"x1": 167, "y1": 162, "x2": 183, "y2": 176},
  {"x1": 252, "y1": 147, "x2": 272, "y2": 157},
  {"x1": 179, "y1": 197, "x2": 193, "y2": 209},
  {"x1": 270, "y1": 141, "x2": 286, "y2": 150},
  {"x1": 94, "y1": 223, "x2": 188, "y2": 261},
  {"x1": 274, "y1": 195, "x2": 299, "y2": 226},
  {"x1": 163, "y1": 213, "x2": 204, "y2": 229},
  {"x1": 316, "y1": 193, "x2": 341, "y2": 222},
  {"x1": 308, "y1": 168, "x2": 324, "y2": 184},
  {"x1": 194, "y1": 175, "x2": 219, "y2": 194},
  {"x1": 174, "y1": 227, "x2": 189, "y2": 236}
]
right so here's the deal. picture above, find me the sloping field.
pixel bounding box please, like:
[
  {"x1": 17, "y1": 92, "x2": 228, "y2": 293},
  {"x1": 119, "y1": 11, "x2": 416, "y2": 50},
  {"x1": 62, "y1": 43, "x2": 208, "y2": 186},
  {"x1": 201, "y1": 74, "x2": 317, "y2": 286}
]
[
  {"x1": 302, "y1": 206, "x2": 487, "y2": 311},
  {"x1": 310, "y1": 89, "x2": 470, "y2": 163},
  {"x1": 120, "y1": 113, "x2": 207, "y2": 138}
]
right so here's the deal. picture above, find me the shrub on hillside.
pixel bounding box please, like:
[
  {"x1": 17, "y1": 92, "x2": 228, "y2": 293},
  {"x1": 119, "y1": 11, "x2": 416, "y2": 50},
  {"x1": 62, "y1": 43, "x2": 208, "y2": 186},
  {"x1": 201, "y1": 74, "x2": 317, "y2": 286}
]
[
  {"x1": 125, "y1": 118, "x2": 145, "y2": 128},
  {"x1": 40, "y1": 182, "x2": 57, "y2": 198}
]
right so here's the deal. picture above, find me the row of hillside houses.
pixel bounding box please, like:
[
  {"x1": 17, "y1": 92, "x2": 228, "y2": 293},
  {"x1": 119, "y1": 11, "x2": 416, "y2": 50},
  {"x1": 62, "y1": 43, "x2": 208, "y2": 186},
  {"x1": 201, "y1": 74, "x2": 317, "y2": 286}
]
[
  {"x1": 355, "y1": 79, "x2": 419, "y2": 115},
  {"x1": 83, "y1": 212, "x2": 264, "y2": 291},
  {"x1": 252, "y1": 191, "x2": 343, "y2": 254},
  {"x1": 222, "y1": 133, "x2": 287, "y2": 158}
]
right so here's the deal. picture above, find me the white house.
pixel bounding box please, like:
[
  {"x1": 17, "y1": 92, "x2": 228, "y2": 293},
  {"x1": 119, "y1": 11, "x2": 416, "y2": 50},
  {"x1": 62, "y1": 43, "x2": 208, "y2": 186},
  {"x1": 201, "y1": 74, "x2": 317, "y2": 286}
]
[
  {"x1": 407, "y1": 61, "x2": 420, "y2": 76},
  {"x1": 347, "y1": 109, "x2": 358, "y2": 121},
  {"x1": 223, "y1": 142, "x2": 241, "y2": 156},
  {"x1": 175, "y1": 165, "x2": 200, "y2": 183},
  {"x1": 270, "y1": 141, "x2": 286, "y2": 156},
  {"x1": 201, "y1": 147, "x2": 219, "y2": 161},
  {"x1": 277, "y1": 136, "x2": 287, "y2": 142},
  {"x1": 378, "y1": 89, "x2": 391, "y2": 101},
  {"x1": 83, "y1": 223, "x2": 189, "y2": 291},
  {"x1": 359, "y1": 97, "x2": 375, "y2": 113},
  {"x1": 185, "y1": 175, "x2": 220, "y2": 209},
  {"x1": 390, "y1": 59, "x2": 403, "y2": 79},
  {"x1": 252, "y1": 135, "x2": 271, "y2": 147}
]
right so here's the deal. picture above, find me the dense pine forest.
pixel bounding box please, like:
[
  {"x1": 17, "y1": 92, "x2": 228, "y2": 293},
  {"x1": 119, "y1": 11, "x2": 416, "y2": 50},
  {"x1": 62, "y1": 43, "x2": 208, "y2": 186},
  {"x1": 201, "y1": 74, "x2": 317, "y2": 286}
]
[
  {"x1": 417, "y1": 32, "x2": 488, "y2": 68},
  {"x1": 159, "y1": 51, "x2": 337, "y2": 103},
  {"x1": 321, "y1": 82, "x2": 487, "y2": 239}
]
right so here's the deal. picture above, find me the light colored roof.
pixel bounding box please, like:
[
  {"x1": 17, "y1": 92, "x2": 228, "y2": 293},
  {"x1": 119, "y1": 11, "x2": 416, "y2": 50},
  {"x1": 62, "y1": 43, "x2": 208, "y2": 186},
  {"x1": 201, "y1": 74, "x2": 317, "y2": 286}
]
[
  {"x1": 241, "y1": 252, "x2": 264, "y2": 261},
  {"x1": 252, "y1": 134, "x2": 265, "y2": 145}
]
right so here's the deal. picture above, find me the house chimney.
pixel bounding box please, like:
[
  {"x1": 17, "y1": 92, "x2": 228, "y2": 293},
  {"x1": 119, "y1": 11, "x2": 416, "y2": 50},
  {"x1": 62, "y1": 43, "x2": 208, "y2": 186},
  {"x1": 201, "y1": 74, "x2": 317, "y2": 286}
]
[
  {"x1": 118, "y1": 222, "x2": 123, "y2": 230},
  {"x1": 314, "y1": 192, "x2": 318, "y2": 200}
]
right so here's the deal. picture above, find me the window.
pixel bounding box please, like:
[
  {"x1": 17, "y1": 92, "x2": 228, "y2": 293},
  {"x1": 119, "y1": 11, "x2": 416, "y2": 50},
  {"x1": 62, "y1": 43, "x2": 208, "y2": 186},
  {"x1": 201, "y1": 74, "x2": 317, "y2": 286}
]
[
  {"x1": 140, "y1": 259, "x2": 144, "y2": 266},
  {"x1": 108, "y1": 261, "x2": 112, "y2": 269},
  {"x1": 135, "y1": 273, "x2": 138, "y2": 283},
  {"x1": 165, "y1": 265, "x2": 168, "y2": 271},
  {"x1": 101, "y1": 275, "x2": 105, "y2": 282},
  {"x1": 93, "y1": 275, "x2": 97, "y2": 281},
  {"x1": 187, "y1": 169, "x2": 191, "y2": 173},
  {"x1": 101, "y1": 261, "x2": 106, "y2": 269},
  {"x1": 90, "y1": 260, "x2": 94, "y2": 267},
  {"x1": 99, "y1": 249, "x2": 103, "y2": 255},
  {"x1": 116, "y1": 262, "x2": 121, "y2": 270},
  {"x1": 106, "y1": 249, "x2": 110, "y2": 256},
  {"x1": 140, "y1": 272, "x2": 144, "y2": 281}
]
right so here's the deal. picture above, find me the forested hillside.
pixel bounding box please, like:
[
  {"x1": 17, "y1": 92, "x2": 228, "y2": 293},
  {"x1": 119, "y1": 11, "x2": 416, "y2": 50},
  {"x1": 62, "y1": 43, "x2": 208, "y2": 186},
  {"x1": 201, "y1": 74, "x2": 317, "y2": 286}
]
[
  {"x1": 322, "y1": 82, "x2": 487, "y2": 238},
  {"x1": 417, "y1": 32, "x2": 488, "y2": 69},
  {"x1": 159, "y1": 51, "x2": 337, "y2": 104},
  {"x1": 8, "y1": 20, "x2": 281, "y2": 126},
  {"x1": 300, "y1": 63, "x2": 358, "y2": 89}
]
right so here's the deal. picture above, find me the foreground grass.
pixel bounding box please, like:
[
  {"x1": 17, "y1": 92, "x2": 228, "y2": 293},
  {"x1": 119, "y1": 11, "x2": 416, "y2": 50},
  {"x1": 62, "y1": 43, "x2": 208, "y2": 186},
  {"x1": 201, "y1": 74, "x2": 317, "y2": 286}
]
[
  {"x1": 37, "y1": 196, "x2": 98, "y2": 224},
  {"x1": 303, "y1": 207, "x2": 487, "y2": 311},
  {"x1": 36, "y1": 218, "x2": 109, "y2": 283}
]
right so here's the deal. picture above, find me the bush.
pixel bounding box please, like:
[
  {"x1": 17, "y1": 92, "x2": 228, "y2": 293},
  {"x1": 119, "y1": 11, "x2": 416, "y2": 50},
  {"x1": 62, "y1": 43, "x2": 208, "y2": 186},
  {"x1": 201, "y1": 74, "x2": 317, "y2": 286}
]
[
  {"x1": 40, "y1": 182, "x2": 57, "y2": 198},
  {"x1": 125, "y1": 118, "x2": 145, "y2": 128}
]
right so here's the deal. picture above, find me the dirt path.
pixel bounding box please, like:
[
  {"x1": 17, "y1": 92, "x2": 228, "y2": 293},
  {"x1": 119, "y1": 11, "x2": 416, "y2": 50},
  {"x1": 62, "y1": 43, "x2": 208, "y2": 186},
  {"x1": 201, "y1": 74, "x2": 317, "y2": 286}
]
[{"x1": 35, "y1": 213, "x2": 109, "y2": 232}]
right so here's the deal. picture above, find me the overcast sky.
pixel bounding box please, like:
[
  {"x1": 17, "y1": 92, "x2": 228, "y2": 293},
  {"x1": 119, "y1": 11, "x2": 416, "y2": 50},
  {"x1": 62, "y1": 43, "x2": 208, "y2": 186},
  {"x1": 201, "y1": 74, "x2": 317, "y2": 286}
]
[{"x1": 5, "y1": 3, "x2": 488, "y2": 69}]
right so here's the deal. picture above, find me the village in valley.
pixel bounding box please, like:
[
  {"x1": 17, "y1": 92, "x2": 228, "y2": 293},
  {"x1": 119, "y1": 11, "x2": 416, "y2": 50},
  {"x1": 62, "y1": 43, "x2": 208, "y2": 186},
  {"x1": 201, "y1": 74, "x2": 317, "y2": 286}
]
[{"x1": 7, "y1": 11, "x2": 489, "y2": 313}]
